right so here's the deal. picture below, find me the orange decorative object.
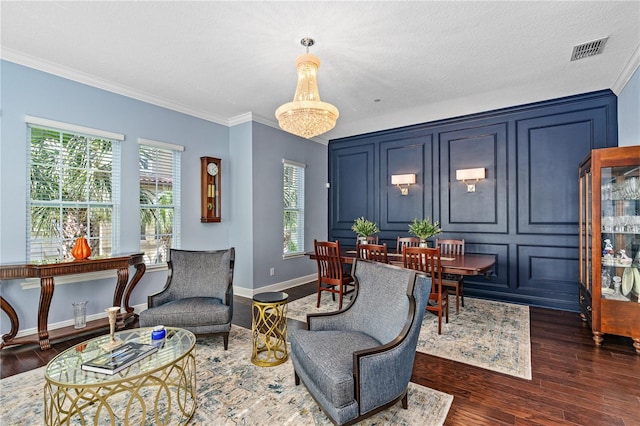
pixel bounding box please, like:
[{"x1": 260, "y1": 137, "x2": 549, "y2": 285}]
[{"x1": 71, "y1": 237, "x2": 92, "y2": 260}]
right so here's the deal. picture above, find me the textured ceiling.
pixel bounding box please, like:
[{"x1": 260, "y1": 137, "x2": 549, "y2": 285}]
[{"x1": 2, "y1": 1, "x2": 639, "y2": 143}]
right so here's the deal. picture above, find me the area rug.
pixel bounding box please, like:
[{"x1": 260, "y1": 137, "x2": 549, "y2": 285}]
[
  {"x1": 288, "y1": 292, "x2": 532, "y2": 380},
  {"x1": 0, "y1": 325, "x2": 453, "y2": 425}
]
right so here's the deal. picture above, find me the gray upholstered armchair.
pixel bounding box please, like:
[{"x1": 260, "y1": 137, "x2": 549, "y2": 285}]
[
  {"x1": 139, "y1": 248, "x2": 235, "y2": 349},
  {"x1": 289, "y1": 259, "x2": 431, "y2": 425}
]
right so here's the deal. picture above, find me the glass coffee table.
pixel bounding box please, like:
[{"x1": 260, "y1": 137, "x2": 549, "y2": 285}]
[{"x1": 44, "y1": 327, "x2": 196, "y2": 425}]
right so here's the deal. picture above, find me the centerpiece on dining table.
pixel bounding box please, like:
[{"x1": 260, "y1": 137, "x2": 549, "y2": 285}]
[
  {"x1": 408, "y1": 217, "x2": 442, "y2": 247},
  {"x1": 351, "y1": 217, "x2": 380, "y2": 245}
]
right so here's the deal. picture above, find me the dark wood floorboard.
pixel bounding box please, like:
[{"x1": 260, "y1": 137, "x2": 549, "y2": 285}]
[{"x1": 2, "y1": 282, "x2": 639, "y2": 425}]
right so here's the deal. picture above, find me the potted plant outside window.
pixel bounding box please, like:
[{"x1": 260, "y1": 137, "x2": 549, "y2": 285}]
[
  {"x1": 408, "y1": 218, "x2": 442, "y2": 247},
  {"x1": 351, "y1": 217, "x2": 380, "y2": 244}
]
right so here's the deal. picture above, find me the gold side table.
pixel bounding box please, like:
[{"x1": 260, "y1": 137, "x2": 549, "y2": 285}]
[
  {"x1": 251, "y1": 291, "x2": 288, "y2": 367},
  {"x1": 44, "y1": 327, "x2": 196, "y2": 425}
]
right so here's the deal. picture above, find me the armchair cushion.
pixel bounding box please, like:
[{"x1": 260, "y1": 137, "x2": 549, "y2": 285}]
[
  {"x1": 140, "y1": 297, "x2": 231, "y2": 329},
  {"x1": 290, "y1": 330, "x2": 381, "y2": 408}
]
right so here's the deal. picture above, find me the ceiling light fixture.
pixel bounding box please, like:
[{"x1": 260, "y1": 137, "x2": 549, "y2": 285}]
[{"x1": 275, "y1": 37, "x2": 339, "y2": 139}]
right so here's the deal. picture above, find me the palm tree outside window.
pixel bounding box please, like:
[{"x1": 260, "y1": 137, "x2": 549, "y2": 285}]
[
  {"x1": 27, "y1": 119, "x2": 123, "y2": 262},
  {"x1": 138, "y1": 139, "x2": 182, "y2": 265}
]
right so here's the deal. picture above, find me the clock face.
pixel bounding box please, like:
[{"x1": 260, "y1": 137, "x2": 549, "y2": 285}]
[{"x1": 207, "y1": 162, "x2": 219, "y2": 176}]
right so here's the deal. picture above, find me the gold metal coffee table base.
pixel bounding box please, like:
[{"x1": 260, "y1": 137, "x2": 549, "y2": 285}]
[
  {"x1": 251, "y1": 292, "x2": 288, "y2": 367},
  {"x1": 44, "y1": 328, "x2": 196, "y2": 425}
]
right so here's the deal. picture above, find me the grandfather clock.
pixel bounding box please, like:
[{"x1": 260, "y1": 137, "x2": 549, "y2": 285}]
[{"x1": 200, "y1": 157, "x2": 221, "y2": 222}]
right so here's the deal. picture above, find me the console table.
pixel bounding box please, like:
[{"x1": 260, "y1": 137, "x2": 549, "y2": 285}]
[{"x1": 0, "y1": 253, "x2": 146, "y2": 350}]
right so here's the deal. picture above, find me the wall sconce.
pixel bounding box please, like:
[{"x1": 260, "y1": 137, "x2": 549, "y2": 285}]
[
  {"x1": 456, "y1": 168, "x2": 485, "y2": 192},
  {"x1": 391, "y1": 174, "x2": 416, "y2": 195}
]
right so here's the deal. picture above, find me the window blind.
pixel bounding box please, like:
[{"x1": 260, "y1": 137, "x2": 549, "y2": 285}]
[
  {"x1": 283, "y1": 159, "x2": 305, "y2": 257},
  {"x1": 26, "y1": 123, "x2": 121, "y2": 261},
  {"x1": 139, "y1": 139, "x2": 182, "y2": 265}
]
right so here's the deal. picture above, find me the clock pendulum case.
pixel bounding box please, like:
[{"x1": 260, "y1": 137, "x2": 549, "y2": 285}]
[{"x1": 200, "y1": 157, "x2": 221, "y2": 222}]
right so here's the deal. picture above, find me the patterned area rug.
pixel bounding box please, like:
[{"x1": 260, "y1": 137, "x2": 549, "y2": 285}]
[
  {"x1": 0, "y1": 325, "x2": 453, "y2": 425},
  {"x1": 288, "y1": 292, "x2": 532, "y2": 380}
]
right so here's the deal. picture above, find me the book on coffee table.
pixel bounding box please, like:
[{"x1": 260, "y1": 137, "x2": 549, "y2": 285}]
[{"x1": 81, "y1": 342, "x2": 158, "y2": 375}]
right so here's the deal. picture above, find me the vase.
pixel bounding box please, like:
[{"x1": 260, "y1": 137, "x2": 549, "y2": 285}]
[
  {"x1": 419, "y1": 240, "x2": 429, "y2": 248},
  {"x1": 72, "y1": 301, "x2": 88, "y2": 329}
]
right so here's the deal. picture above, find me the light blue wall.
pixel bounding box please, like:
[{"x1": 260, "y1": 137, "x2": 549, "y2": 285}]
[
  {"x1": 250, "y1": 122, "x2": 328, "y2": 290},
  {"x1": 618, "y1": 67, "x2": 640, "y2": 147},
  {"x1": 0, "y1": 60, "x2": 230, "y2": 330},
  {"x1": 228, "y1": 122, "x2": 254, "y2": 291}
]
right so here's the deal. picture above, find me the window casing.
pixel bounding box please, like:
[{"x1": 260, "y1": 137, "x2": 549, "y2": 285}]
[
  {"x1": 283, "y1": 159, "x2": 305, "y2": 257},
  {"x1": 27, "y1": 120, "x2": 122, "y2": 262},
  {"x1": 139, "y1": 139, "x2": 182, "y2": 265}
]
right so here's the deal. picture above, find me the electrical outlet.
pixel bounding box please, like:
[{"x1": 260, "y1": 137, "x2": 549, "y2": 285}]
[{"x1": 270, "y1": 267, "x2": 275, "y2": 276}]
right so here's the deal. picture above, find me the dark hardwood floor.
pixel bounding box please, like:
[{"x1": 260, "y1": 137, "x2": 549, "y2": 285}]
[{"x1": 2, "y1": 282, "x2": 639, "y2": 425}]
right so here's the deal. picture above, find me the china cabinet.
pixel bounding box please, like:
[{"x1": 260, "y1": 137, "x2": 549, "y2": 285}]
[
  {"x1": 200, "y1": 157, "x2": 221, "y2": 222},
  {"x1": 579, "y1": 146, "x2": 640, "y2": 354}
]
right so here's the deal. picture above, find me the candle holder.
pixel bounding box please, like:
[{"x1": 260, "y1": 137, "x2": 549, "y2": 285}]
[{"x1": 100, "y1": 306, "x2": 123, "y2": 351}]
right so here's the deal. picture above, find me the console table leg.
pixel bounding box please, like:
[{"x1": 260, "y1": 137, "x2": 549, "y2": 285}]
[
  {"x1": 38, "y1": 276, "x2": 55, "y2": 350},
  {"x1": 113, "y1": 267, "x2": 129, "y2": 329},
  {"x1": 0, "y1": 296, "x2": 20, "y2": 347},
  {"x1": 123, "y1": 263, "x2": 146, "y2": 315}
]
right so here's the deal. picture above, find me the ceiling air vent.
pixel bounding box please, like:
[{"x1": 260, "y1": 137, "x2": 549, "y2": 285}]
[{"x1": 570, "y1": 37, "x2": 608, "y2": 61}]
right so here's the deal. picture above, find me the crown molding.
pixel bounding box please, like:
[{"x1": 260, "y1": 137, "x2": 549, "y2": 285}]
[
  {"x1": 611, "y1": 43, "x2": 640, "y2": 95},
  {"x1": 228, "y1": 113, "x2": 329, "y2": 145},
  {"x1": 3, "y1": 49, "x2": 330, "y2": 145},
  {"x1": 1, "y1": 48, "x2": 229, "y2": 125}
]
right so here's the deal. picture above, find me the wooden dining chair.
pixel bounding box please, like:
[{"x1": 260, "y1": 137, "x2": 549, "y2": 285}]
[
  {"x1": 403, "y1": 245, "x2": 449, "y2": 334},
  {"x1": 396, "y1": 236, "x2": 420, "y2": 254},
  {"x1": 436, "y1": 239, "x2": 465, "y2": 314},
  {"x1": 314, "y1": 239, "x2": 355, "y2": 310},
  {"x1": 356, "y1": 235, "x2": 379, "y2": 245},
  {"x1": 356, "y1": 243, "x2": 389, "y2": 264}
]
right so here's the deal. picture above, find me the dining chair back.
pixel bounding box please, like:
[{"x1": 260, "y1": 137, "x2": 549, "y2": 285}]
[
  {"x1": 356, "y1": 235, "x2": 379, "y2": 245},
  {"x1": 436, "y1": 239, "x2": 465, "y2": 313},
  {"x1": 396, "y1": 236, "x2": 421, "y2": 254},
  {"x1": 356, "y1": 243, "x2": 389, "y2": 264},
  {"x1": 437, "y1": 239, "x2": 465, "y2": 256},
  {"x1": 314, "y1": 240, "x2": 355, "y2": 310},
  {"x1": 402, "y1": 246, "x2": 449, "y2": 334}
]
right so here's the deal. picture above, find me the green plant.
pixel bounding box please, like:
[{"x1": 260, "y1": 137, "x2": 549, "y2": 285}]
[
  {"x1": 408, "y1": 217, "x2": 442, "y2": 240},
  {"x1": 351, "y1": 216, "x2": 380, "y2": 237}
]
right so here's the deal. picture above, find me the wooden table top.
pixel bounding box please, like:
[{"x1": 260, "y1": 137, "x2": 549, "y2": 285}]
[{"x1": 306, "y1": 249, "x2": 495, "y2": 277}]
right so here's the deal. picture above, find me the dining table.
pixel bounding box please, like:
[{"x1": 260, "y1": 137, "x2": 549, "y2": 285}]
[{"x1": 306, "y1": 247, "x2": 496, "y2": 279}]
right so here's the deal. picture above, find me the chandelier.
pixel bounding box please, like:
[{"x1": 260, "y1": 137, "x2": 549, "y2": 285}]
[{"x1": 275, "y1": 37, "x2": 339, "y2": 139}]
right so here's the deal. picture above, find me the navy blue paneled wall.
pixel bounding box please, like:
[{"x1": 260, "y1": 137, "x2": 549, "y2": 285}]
[{"x1": 328, "y1": 90, "x2": 618, "y2": 311}]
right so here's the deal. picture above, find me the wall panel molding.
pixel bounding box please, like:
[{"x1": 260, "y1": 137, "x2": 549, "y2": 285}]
[
  {"x1": 328, "y1": 90, "x2": 617, "y2": 311},
  {"x1": 380, "y1": 136, "x2": 433, "y2": 231},
  {"x1": 439, "y1": 123, "x2": 508, "y2": 233}
]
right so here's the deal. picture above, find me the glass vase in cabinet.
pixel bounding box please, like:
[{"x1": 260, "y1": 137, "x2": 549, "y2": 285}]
[{"x1": 579, "y1": 146, "x2": 640, "y2": 354}]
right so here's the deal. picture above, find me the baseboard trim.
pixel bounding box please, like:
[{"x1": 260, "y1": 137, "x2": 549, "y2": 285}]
[
  {"x1": 13, "y1": 274, "x2": 317, "y2": 339},
  {"x1": 13, "y1": 303, "x2": 148, "y2": 339}
]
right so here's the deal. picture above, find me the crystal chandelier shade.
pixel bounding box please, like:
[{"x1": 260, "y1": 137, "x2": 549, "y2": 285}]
[{"x1": 275, "y1": 40, "x2": 339, "y2": 139}]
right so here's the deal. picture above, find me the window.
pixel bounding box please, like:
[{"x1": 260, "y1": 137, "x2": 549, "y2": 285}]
[
  {"x1": 26, "y1": 117, "x2": 123, "y2": 262},
  {"x1": 283, "y1": 159, "x2": 305, "y2": 257},
  {"x1": 139, "y1": 139, "x2": 182, "y2": 265}
]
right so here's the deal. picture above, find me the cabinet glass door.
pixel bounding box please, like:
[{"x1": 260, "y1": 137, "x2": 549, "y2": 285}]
[
  {"x1": 580, "y1": 169, "x2": 592, "y2": 294},
  {"x1": 600, "y1": 165, "x2": 639, "y2": 303}
]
